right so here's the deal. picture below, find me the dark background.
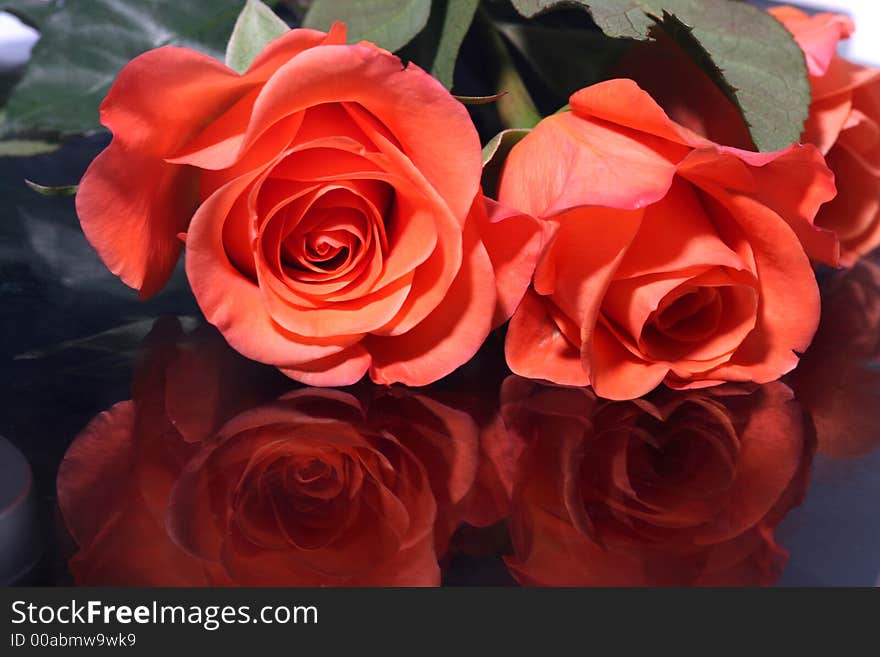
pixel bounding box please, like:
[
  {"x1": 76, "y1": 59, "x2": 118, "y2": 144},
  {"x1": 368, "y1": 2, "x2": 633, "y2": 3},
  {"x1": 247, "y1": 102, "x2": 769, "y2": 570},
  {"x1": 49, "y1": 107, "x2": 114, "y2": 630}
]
[{"x1": 2, "y1": 1, "x2": 879, "y2": 587}]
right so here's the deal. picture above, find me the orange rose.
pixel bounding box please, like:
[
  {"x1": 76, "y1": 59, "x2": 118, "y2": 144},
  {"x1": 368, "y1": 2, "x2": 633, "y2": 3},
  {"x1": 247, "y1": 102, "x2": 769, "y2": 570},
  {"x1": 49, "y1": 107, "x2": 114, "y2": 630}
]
[
  {"x1": 501, "y1": 378, "x2": 813, "y2": 586},
  {"x1": 75, "y1": 24, "x2": 541, "y2": 387},
  {"x1": 500, "y1": 79, "x2": 837, "y2": 399},
  {"x1": 771, "y1": 7, "x2": 880, "y2": 265}
]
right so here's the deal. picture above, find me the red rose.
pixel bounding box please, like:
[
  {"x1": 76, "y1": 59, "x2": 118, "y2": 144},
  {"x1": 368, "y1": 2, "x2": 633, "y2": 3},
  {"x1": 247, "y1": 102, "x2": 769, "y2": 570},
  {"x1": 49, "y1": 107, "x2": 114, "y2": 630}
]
[
  {"x1": 500, "y1": 79, "x2": 837, "y2": 399},
  {"x1": 501, "y1": 378, "x2": 813, "y2": 586},
  {"x1": 75, "y1": 24, "x2": 541, "y2": 386}
]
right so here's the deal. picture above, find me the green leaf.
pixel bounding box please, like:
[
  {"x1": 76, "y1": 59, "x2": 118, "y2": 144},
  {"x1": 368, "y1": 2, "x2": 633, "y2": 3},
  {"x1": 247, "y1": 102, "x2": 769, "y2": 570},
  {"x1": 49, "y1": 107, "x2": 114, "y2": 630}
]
[
  {"x1": 24, "y1": 179, "x2": 77, "y2": 196},
  {"x1": 508, "y1": 0, "x2": 811, "y2": 152},
  {"x1": 396, "y1": 0, "x2": 478, "y2": 89},
  {"x1": 0, "y1": 139, "x2": 59, "y2": 156},
  {"x1": 304, "y1": 0, "x2": 431, "y2": 53},
  {"x1": 225, "y1": 0, "x2": 289, "y2": 74},
  {"x1": 430, "y1": 0, "x2": 479, "y2": 89},
  {"x1": 653, "y1": 6, "x2": 809, "y2": 152},
  {"x1": 511, "y1": 0, "x2": 653, "y2": 38},
  {"x1": 481, "y1": 128, "x2": 529, "y2": 197},
  {"x1": 3, "y1": 0, "x2": 274, "y2": 136}
]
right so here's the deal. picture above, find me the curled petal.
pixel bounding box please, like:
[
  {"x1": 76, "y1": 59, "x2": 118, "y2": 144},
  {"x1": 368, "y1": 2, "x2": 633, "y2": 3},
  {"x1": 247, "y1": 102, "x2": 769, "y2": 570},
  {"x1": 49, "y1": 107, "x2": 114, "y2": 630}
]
[
  {"x1": 186, "y1": 174, "x2": 363, "y2": 368},
  {"x1": 472, "y1": 194, "x2": 542, "y2": 327},
  {"x1": 75, "y1": 48, "x2": 248, "y2": 297},
  {"x1": 367, "y1": 214, "x2": 497, "y2": 386},
  {"x1": 280, "y1": 344, "x2": 372, "y2": 386},
  {"x1": 506, "y1": 290, "x2": 589, "y2": 386},
  {"x1": 769, "y1": 6, "x2": 855, "y2": 77}
]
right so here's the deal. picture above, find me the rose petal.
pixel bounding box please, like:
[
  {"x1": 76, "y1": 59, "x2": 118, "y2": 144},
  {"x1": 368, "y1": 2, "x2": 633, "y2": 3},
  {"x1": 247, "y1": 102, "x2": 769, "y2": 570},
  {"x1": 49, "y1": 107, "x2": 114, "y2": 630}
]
[
  {"x1": 367, "y1": 213, "x2": 497, "y2": 386},
  {"x1": 57, "y1": 401, "x2": 136, "y2": 548},
  {"x1": 692, "y1": 188, "x2": 821, "y2": 383},
  {"x1": 499, "y1": 105, "x2": 685, "y2": 217},
  {"x1": 678, "y1": 145, "x2": 839, "y2": 266},
  {"x1": 769, "y1": 6, "x2": 854, "y2": 76},
  {"x1": 239, "y1": 44, "x2": 481, "y2": 224},
  {"x1": 613, "y1": 178, "x2": 752, "y2": 279},
  {"x1": 470, "y1": 194, "x2": 542, "y2": 327},
  {"x1": 280, "y1": 344, "x2": 372, "y2": 386},
  {"x1": 803, "y1": 92, "x2": 853, "y2": 155},
  {"x1": 506, "y1": 290, "x2": 589, "y2": 386},
  {"x1": 166, "y1": 26, "x2": 347, "y2": 170},
  {"x1": 588, "y1": 323, "x2": 669, "y2": 400},
  {"x1": 816, "y1": 143, "x2": 880, "y2": 265},
  {"x1": 74, "y1": 47, "x2": 252, "y2": 297},
  {"x1": 186, "y1": 174, "x2": 364, "y2": 368}
]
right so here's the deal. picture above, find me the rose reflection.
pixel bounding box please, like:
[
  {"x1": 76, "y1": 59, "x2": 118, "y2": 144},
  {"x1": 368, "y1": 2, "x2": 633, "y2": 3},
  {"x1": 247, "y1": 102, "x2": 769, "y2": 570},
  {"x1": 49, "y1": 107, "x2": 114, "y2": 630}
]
[
  {"x1": 56, "y1": 318, "x2": 504, "y2": 586},
  {"x1": 57, "y1": 318, "x2": 819, "y2": 586},
  {"x1": 501, "y1": 378, "x2": 814, "y2": 586},
  {"x1": 789, "y1": 251, "x2": 880, "y2": 457}
]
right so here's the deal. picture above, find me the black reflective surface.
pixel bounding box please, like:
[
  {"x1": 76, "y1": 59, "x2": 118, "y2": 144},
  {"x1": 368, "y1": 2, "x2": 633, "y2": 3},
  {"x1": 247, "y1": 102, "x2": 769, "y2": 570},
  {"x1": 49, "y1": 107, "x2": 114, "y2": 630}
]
[{"x1": 2, "y1": 137, "x2": 879, "y2": 587}]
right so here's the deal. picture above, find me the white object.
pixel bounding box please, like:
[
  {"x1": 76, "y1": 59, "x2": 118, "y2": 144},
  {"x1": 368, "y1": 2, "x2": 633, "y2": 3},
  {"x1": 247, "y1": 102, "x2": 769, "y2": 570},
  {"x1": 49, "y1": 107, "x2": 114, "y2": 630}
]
[
  {"x1": 0, "y1": 435, "x2": 42, "y2": 585},
  {"x1": 0, "y1": 11, "x2": 38, "y2": 70}
]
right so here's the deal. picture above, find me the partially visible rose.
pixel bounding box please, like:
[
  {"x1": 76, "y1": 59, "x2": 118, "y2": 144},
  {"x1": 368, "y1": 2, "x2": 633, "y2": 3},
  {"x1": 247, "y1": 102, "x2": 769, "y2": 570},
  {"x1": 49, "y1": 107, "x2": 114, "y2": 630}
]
[
  {"x1": 770, "y1": 6, "x2": 880, "y2": 265},
  {"x1": 500, "y1": 79, "x2": 837, "y2": 399},
  {"x1": 790, "y1": 250, "x2": 880, "y2": 457},
  {"x1": 501, "y1": 378, "x2": 813, "y2": 586},
  {"x1": 76, "y1": 24, "x2": 541, "y2": 387}
]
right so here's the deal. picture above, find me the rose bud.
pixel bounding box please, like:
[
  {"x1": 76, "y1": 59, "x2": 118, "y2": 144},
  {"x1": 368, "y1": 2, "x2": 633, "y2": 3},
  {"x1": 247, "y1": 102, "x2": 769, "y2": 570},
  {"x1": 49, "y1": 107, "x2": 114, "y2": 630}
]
[
  {"x1": 499, "y1": 79, "x2": 838, "y2": 399},
  {"x1": 75, "y1": 24, "x2": 541, "y2": 387},
  {"x1": 500, "y1": 378, "x2": 814, "y2": 586}
]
